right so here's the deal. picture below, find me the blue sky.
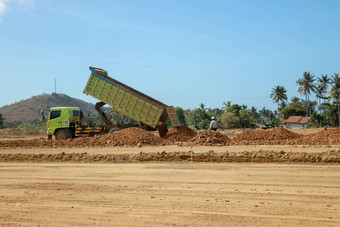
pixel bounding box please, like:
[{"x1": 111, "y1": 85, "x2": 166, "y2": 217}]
[{"x1": 0, "y1": 0, "x2": 340, "y2": 110}]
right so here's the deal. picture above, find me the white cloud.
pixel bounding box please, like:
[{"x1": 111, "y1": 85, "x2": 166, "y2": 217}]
[
  {"x1": 0, "y1": 0, "x2": 34, "y2": 22},
  {"x1": 0, "y1": 0, "x2": 9, "y2": 22}
]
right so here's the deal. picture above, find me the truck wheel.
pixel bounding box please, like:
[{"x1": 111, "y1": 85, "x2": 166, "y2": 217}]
[{"x1": 55, "y1": 129, "x2": 69, "y2": 140}]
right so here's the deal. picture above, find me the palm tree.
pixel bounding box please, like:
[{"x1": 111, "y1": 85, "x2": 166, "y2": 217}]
[
  {"x1": 331, "y1": 73, "x2": 340, "y2": 84},
  {"x1": 316, "y1": 74, "x2": 331, "y2": 103},
  {"x1": 222, "y1": 101, "x2": 232, "y2": 112},
  {"x1": 199, "y1": 103, "x2": 205, "y2": 111},
  {"x1": 270, "y1": 85, "x2": 287, "y2": 114},
  {"x1": 296, "y1": 72, "x2": 317, "y2": 116},
  {"x1": 328, "y1": 75, "x2": 340, "y2": 127},
  {"x1": 318, "y1": 74, "x2": 330, "y2": 92},
  {"x1": 315, "y1": 85, "x2": 324, "y2": 108},
  {"x1": 291, "y1": 96, "x2": 300, "y2": 103}
]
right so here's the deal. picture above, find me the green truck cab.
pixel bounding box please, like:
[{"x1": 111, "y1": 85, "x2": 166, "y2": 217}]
[{"x1": 47, "y1": 107, "x2": 84, "y2": 140}]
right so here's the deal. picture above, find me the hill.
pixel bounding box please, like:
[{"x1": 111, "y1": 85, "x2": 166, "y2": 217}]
[{"x1": 0, "y1": 93, "x2": 97, "y2": 125}]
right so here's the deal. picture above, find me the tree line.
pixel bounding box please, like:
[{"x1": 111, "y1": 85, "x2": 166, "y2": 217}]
[
  {"x1": 0, "y1": 71, "x2": 339, "y2": 130},
  {"x1": 271, "y1": 72, "x2": 340, "y2": 127},
  {"x1": 180, "y1": 71, "x2": 340, "y2": 129}
]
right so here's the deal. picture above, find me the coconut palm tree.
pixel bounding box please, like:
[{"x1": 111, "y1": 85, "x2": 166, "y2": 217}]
[
  {"x1": 291, "y1": 96, "x2": 300, "y2": 103},
  {"x1": 296, "y1": 72, "x2": 317, "y2": 116},
  {"x1": 316, "y1": 74, "x2": 331, "y2": 103},
  {"x1": 328, "y1": 75, "x2": 340, "y2": 126},
  {"x1": 270, "y1": 85, "x2": 287, "y2": 114},
  {"x1": 199, "y1": 103, "x2": 205, "y2": 111},
  {"x1": 331, "y1": 73, "x2": 340, "y2": 84},
  {"x1": 222, "y1": 101, "x2": 232, "y2": 112},
  {"x1": 318, "y1": 74, "x2": 331, "y2": 93}
]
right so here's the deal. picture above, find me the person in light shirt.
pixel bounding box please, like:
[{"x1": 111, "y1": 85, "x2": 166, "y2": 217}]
[{"x1": 209, "y1": 116, "x2": 221, "y2": 131}]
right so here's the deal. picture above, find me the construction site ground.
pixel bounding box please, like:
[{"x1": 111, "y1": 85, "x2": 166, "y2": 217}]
[{"x1": 0, "y1": 127, "x2": 339, "y2": 226}]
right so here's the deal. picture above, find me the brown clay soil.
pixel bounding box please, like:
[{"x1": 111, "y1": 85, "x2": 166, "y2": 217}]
[
  {"x1": 163, "y1": 125, "x2": 197, "y2": 142},
  {"x1": 231, "y1": 127, "x2": 340, "y2": 146},
  {"x1": 0, "y1": 127, "x2": 167, "y2": 149},
  {"x1": 2, "y1": 126, "x2": 340, "y2": 149},
  {"x1": 1, "y1": 127, "x2": 340, "y2": 226},
  {"x1": 189, "y1": 130, "x2": 232, "y2": 146}
]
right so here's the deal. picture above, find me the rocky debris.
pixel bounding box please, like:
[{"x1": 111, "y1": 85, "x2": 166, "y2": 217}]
[
  {"x1": 189, "y1": 130, "x2": 231, "y2": 146},
  {"x1": 163, "y1": 126, "x2": 197, "y2": 142},
  {"x1": 1, "y1": 150, "x2": 339, "y2": 163}
]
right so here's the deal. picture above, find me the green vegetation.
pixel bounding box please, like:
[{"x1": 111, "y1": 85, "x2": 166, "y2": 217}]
[
  {"x1": 281, "y1": 97, "x2": 306, "y2": 119},
  {"x1": 183, "y1": 103, "x2": 276, "y2": 130},
  {"x1": 328, "y1": 74, "x2": 340, "y2": 126}
]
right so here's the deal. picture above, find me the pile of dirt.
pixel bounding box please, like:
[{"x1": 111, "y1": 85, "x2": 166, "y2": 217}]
[
  {"x1": 93, "y1": 127, "x2": 165, "y2": 146},
  {"x1": 189, "y1": 130, "x2": 231, "y2": 146},
  {"x1": 1, "y1": 150, "x2": 339, "y2": 163},
  {"x1": 59, "y1": 127, "x2": 166, "y2": 147},
  {"x1": 163, "y1": 126, "x2": 197, "y2": 142},
  {"x1": 302, "y1": 128, "x2": 340, "y2": 145},
  {"x1": 0, "y1": 128, "x2": 166, "y2": 148},
  {"x1": 231, "y1": 127, "x2": 303, "y2": 145}
]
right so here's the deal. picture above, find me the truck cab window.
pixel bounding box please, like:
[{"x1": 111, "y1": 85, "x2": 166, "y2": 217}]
[
  {"x1": 50, "y1": 110, "x2": 61, "y2": 120},
  {"x1": 73, "y1": 110, "x2": 80, "y2": 117}
]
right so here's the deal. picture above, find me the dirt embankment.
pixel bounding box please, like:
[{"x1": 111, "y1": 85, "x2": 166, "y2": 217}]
[
  {"x1": 0, "y1": 150, "x2": 339, "y2": 163},
  {"x1": 231, "y1": 127, "x2": 340, "y2": 146},
  {"x1": 2, "y1": 126, "x2": 340, "y2": 149}
]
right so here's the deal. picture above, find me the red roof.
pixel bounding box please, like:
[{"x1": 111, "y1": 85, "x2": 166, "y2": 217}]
[
  {"x1": 299, "y1": 117, "x2": 311, "y2": 124},
  {"x1": 282, "y1": 116, "x2": 310, "y2": 124}
]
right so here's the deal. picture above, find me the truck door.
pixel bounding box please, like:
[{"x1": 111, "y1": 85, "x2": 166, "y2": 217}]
[{"x1": 47, "y1": 109, "x2": 70, "y2": 134}]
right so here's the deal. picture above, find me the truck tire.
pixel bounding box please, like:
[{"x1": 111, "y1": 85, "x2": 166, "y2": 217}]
[{"x1": 55, "y1": 129, "x2": 70, "y2": 140}]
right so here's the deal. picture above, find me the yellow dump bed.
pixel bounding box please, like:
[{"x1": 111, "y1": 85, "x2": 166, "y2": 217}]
[{"x1": 83, "y1": 67, "x2": 168, "y2": 128}]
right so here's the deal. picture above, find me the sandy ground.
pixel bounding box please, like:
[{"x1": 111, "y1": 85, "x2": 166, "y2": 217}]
[
  {"x1": 0, "y1": 128, "x2": 339, "y2": 226},
  {"x1": 0, "y1": 162, "x2": 339, "y2": 226}
]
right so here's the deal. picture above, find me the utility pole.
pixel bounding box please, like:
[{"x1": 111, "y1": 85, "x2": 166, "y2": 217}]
[{"x1": 55, "y1": 79, "x2": 57, "y2": 93}]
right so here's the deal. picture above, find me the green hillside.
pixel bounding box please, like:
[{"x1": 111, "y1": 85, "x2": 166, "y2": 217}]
[{"x1": 0, "y1": 93, "x2": 97, "y2": 126}]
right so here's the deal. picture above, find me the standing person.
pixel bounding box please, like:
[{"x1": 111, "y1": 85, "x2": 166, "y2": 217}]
[
  {"x1": 209, "y1": 116, "x2": 221, "y2": 131},
  {"x1": 40, "y1": 109, "x2": 45, "y2": 121}
]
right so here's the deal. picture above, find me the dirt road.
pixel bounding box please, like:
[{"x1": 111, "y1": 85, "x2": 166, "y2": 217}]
[
  {"x1": 0, "y1": 162, "x2": 339, "y2": 226},
  {"x1": 1, "y1": 127, "x2": 339, "y2": 226}
]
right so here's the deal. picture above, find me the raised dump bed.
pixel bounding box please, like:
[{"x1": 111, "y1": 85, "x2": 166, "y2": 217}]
[{"x1": 83, "y1": 67, "x2": 180, "y2": 136}]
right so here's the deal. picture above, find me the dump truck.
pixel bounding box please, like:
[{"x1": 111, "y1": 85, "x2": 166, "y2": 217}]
[{"x1": 46, "y1": 66, "x2": 181, "y2": 140}]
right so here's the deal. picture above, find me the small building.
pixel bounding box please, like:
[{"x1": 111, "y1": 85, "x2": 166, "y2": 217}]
[{"x1": 282, "y1": 116, "x2": 311, "y2": 129}]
